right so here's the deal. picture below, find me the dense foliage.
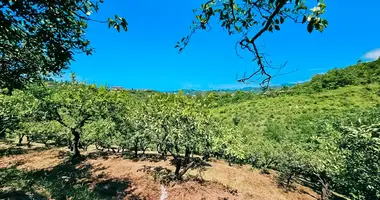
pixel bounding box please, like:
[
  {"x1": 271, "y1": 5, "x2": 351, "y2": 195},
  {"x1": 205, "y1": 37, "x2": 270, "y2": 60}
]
[
  {"x1": 1, "y1": 60, "x2": 380, "y2": 199},
  {"x1": 293, "y1": 59, "x2": 380, "y2": 93},
  {"x1": 0, "y1": 0, "x2": 127, "y2": 92}
]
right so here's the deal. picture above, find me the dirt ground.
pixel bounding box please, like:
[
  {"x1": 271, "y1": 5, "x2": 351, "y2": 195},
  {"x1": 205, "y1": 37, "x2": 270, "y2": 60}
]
[{"x1": 0, "y1": 145, "x2": 319, "y2": 200}]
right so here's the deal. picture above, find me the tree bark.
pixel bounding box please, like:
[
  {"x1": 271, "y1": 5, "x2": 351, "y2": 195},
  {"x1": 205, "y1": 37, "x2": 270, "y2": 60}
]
[
  {"x1": 72, "y1": 130, "x2": 80, "y2": 157},
  {"x1": 134, "y1": 140, "x2": 139, "y2": 158},
  {"x1": 18, "y1": 134, "x2": 24, "y2": 145},
  {"x1": 184, "y1": 148, "x2": 191, "y2": 165},
  {"x1": 174, "y1": 157, "x2": 182, "y2": 179},
  {"x1": 321, "y1": 181, "x2": 329, "y2": 200},
  {"x1": 286, "y1": 172, "x2": 294, "y2": 186},
  {"x1": 0, "y1": 129, "x2": 6, "y2": 139},
  {"x1": 320, "y1": 173, "x2": 330, "y2": 200}
]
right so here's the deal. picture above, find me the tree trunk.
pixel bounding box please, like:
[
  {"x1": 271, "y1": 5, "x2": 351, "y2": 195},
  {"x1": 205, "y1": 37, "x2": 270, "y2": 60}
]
[
  {"x1": 134, "y1": 147, "x2": 138, "y2": 158},
  {"x1": 26, "y1": 136, "x2": 31, "y2": 147},
  {"x1": 0, "y1": 129, "x2": 6, "y2": 139},
  {"x1": 321, "y1": 181, "x2": 329, "y2": 200},
  {"x1": 184, "y1": 148, "x2": 191, "y2": 165},
  {"x1": 72, "y1": 130, "x2": 80, "y2": 157},
  {"x1": 134, "y1": 140, "x2": 139, "y2": 158},
  {"x1": 174, "y1": 157, "x2": 182, "y2": 179},
  {"x1": 320, "y1": 173, "x2": 330, "y2": 200},
  {"x1": 18, "y1": 134, "x2": 24, "y2": 145},
  {"x1": 286, "y1": 172, "x2": 294, "y2": 186},
  {"x1": 178, "y1": 161, "x2": 195, "y2": 179},
  {"x1": 68, "y1": 139, "x2": 73, "y2": 151}
]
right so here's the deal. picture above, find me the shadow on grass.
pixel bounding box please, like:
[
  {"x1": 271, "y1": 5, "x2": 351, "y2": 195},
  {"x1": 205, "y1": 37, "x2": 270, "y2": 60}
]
[
  {"x1": 0, "y1": 156, "x2": 146, "y2": 200},
  {"x1": 0, "y1": 146, "x2": 49, "y2": 157}
]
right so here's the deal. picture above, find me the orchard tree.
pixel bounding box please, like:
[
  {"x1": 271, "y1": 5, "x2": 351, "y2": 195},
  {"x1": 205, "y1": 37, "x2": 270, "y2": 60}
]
[
  {"x1": 0, "y1": 89, "x2": 38, "y2": 139},
  {"x1": 128, "y1": 101, "x2": 156, "y2": 157},
  {"x1": 19, "y1": 121, "x2": 68, "y2": 147},
  {"x1": 82, "y1": 118, "x2": 117, "y2": 151},
  {"x1": 161, "y1": 92, "x2": 216, "y2": 180},
  {"x1": 0, "y1": 94, "x2": 17, "y2": 138},
  {"x1": 0, "y1": 0, "x2": 127, "y2": 92},
  {"x1": 105, "y1": 90, "x2": 137, "y2": 153},
  {"x1": 178, "y1": 0, "x2": 327, "y2": 86},
  {"x1": 42, "y1": 81, "x2": 108, "y2": 157},
  {"x1": 147, "y1": 93, "x2": 175, "y2": 159},
  {"x1": 338, "y1": 124, "x2": 380, "y2": 200}
]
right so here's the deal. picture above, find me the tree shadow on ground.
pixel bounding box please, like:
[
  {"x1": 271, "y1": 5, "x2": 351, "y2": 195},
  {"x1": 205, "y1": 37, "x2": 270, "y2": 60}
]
[
  {"x1": 125, "y1": 152, "x2": 167, "y2": 163},
  {"x1": 85, "y1": 151, "x2": 112, "y2": 160},
  {"x1": 93, "y1": 179, "x2": 134, "y2": 199},
  {"x1": 169, "y1": 157, "x2": 212, "y2": 168},
  {"x1": 0, "y1": 146, "x2": 49, "y2": 157},
  {"x1": 0, "y1": 189, "x2": 48, "y2": 200},
  {"x1": 0, "y1": 155, "x2": 146, "y2": 200},
  {"x1": 138, "y1": 157, "x2": 212, "y2": 185}
]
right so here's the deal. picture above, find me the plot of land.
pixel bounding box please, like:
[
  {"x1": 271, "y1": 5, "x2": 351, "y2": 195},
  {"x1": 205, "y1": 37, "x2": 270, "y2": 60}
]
[{"x1": 0, "y1": 144, "x2": 318, "y2": 200}]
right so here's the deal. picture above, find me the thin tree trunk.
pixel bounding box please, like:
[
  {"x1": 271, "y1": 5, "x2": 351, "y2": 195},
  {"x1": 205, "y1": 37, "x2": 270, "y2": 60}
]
[
  {"x1": 26, "y1": 136, "x2": 31, "y2": 147},
  {"x1": 0, "y1": 129, "x2": 6, "y2": 139},
  {"x1": 320, "y1": 173, "x2": 330, "y2": 200},
  {"x1": 174, "y1": 157, "x2": 182, "y2": 179},
  {"x1": 134, "y1": 140, "x2": 139, "y2": 158},
  {"x1": 134, "y1": 147, "x2": 138, "y2": 158},
  {"x1": 18, "y1": 134, "x2": 24, "y2": 145},
  {"x1": 178, "y1": 161, "x2": 195, "y2": 179},
  {"x1": 321, "y1": 181, "x2": 330, "y2": 200},
  {"x1": 286, "y1": 172, "x2": 294, "y2": 186},
  {"x1": 184, "y1": 148, "x2": 191, "y2": 165},
  {"x1": 72, "y1": 130, "x2": 80, "y2": 157}
]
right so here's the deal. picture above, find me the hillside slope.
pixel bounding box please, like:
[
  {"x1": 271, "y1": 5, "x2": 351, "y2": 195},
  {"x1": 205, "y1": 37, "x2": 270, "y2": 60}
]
[{"x1": 211, "y1": 84, "x2": 380, "y2": 134}]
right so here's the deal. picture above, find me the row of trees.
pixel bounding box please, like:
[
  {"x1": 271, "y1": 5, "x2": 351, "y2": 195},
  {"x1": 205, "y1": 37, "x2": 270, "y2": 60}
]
[
  {"x1": 1, "y1": 79, "x2": 223, "y2": 180},
  {"x1": 218, "y1": 107, "x2": 380, "y2": 200},
  {"x1": 2, "y1": 75, "x2": 379, "y2": 199}
]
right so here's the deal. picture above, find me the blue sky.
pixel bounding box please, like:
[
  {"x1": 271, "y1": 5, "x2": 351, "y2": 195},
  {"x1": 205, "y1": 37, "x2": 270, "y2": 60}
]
[{"x1": 68, "y1": 0, "x2": 380, "y2": 91}]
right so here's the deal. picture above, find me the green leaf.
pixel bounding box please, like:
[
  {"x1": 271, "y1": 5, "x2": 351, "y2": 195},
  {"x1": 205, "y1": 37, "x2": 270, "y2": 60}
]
[
  {"x1": 307, "y1": 22, "x2": 314, "y2": 33},
  {"x1": 274, "y1": 25, "x2": 280, "y2": 30},
  {"x1": 302, "y1": 15, "x2": 307, "y2": 23}
]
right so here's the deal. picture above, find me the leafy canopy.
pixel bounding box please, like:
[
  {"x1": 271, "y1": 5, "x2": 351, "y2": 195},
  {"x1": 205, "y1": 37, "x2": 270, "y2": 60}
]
[{"x1": 0, "y1": 0, "x2": 127, "y2": 92}]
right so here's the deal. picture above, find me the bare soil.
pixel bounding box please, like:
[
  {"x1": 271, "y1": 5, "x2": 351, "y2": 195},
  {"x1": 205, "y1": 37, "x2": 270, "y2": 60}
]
[{"x1": 0, "y1": 145, "x2": 319, "y2": 200}]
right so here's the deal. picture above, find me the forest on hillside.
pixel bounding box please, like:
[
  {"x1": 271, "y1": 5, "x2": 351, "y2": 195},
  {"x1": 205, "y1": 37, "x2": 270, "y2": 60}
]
[{"x1": 1, "y1": 60, "x2": 380, "y2": 200}]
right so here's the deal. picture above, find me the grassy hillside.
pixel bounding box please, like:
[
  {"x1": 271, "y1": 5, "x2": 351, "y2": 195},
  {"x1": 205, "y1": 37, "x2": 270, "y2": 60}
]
[
  {"x1": 211, "y1": 84, "x2": 380, "y2": 134},
  {"x1": 209, "y1": 60, "x2": 380, "y2": 134},
  {"x1": 292, "y1": 59, "x2": 380, "y2": 93}
]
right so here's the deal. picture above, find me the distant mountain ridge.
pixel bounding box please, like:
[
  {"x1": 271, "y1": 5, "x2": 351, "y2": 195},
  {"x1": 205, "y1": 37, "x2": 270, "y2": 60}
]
[{"x1": 171, "y1": 83, "x2": 296, "y2": 95}]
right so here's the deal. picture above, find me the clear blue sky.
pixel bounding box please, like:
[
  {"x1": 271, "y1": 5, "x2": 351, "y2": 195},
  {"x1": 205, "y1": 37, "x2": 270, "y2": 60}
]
[{"x1": 68, "y1": 0, "x2": 380, "y2": 91}]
